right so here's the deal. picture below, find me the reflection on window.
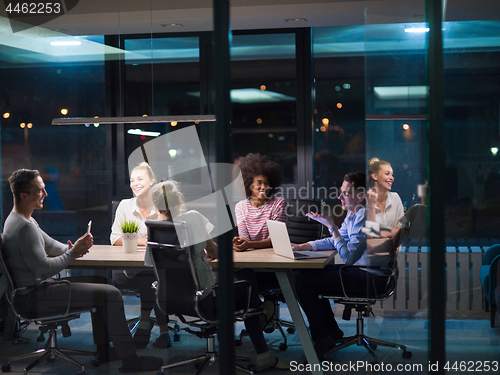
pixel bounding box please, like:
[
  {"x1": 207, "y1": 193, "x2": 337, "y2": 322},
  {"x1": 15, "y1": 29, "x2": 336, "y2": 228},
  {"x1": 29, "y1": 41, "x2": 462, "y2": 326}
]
[
  {"x1": 231, "y1": 33, "x2": 298, "y2": 184},
  {"x1": 123, "y1": 37, "x2": 201, "y2": 117}
]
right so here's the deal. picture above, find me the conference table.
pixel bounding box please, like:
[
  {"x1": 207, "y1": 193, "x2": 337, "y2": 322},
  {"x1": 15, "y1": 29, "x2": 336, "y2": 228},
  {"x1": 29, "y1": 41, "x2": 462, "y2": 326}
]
[{"x1": 70, "y1": 245, "x2": 336, "y2": 375}]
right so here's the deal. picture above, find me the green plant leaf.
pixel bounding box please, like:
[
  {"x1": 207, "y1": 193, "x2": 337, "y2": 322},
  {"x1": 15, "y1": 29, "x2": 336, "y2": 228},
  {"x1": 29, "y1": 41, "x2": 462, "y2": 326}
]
[{"x1": 121, "y1": 220, "x2": 139, "y2": 233}]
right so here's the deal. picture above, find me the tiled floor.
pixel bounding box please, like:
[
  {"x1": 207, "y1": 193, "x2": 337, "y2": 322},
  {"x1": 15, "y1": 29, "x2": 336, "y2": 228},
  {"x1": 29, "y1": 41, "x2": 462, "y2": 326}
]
[{"x1": 1, "y1": 295, "x2": 499, "y2": 374}]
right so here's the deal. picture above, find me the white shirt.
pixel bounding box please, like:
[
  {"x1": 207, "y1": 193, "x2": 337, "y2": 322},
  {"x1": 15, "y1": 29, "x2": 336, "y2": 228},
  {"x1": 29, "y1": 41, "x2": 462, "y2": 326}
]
[
  {"x1": 375, "y1": 191, "x2": 404, "y2": 229},
  {"x1": 110, "y1": 197, "x2": 159, "y2": 245}
]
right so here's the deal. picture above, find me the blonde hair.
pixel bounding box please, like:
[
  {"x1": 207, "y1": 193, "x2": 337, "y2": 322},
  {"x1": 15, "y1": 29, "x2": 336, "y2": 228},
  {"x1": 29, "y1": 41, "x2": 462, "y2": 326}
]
[
  {"x1": 151, "y1": 180, "x2": 185, "y2": 219},
  {"x1": 131, "y1": 162, "x2": 155, "y2": 183},
  {"x1": 368, "y1": 157, "x2": 391, "y2": 186}
]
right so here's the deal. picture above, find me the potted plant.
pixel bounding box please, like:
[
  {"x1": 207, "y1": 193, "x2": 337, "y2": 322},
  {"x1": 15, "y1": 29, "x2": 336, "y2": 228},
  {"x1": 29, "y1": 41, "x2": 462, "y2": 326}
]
[{"x1": 121, "y1": 220, "x2": 139, "y2": 253}]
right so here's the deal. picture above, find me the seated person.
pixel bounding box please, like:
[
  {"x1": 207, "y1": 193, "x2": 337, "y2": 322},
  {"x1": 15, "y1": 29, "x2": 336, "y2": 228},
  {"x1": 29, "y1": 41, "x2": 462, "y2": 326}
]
[
  {"x1": 366, "y1": 158, "x2": 404, "y2": 238},
  {"x1": 232, "y1": 154, "x2": 287, "y2": 320},
  {"x1": 233, "y1": 153, "x2": 287, "y2": 252},
  {"x1": 110, "y1": 162, "x2": 170, "y2": 349},
  {"x1": 147, "y1": 180, "x2": 289, "y2": 372},
  {"x1": 292, "y1": 172, "x2": 376, "y2": 359},
  {"x1": 2, "y1": 169, "x2": 163, "y2": 373}
]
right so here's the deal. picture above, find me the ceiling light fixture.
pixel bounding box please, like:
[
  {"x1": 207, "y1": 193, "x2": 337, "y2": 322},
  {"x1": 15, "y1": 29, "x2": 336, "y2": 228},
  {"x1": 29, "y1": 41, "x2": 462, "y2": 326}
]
[
  {"x1": 161, "y1": 23, "x2": 184, "y2": 28},
  {"x1": 374, "y1": 85, "x2": 428, "y2": 100},
  {"x1": 50, "y1": 41, "x2": 82, "y2": 46},
  {"x1": 128, "y1": 129, "x2": 161, "y2": 137},
  {"x1": 404, "y1": 27, "x2": 430, "y2": 33},
  {"x1": 284, "y1": 18, "x2": 307, "y2": 23},
  {"x1": 52, "y1": 115, "x2": 216, "y2": 126}
]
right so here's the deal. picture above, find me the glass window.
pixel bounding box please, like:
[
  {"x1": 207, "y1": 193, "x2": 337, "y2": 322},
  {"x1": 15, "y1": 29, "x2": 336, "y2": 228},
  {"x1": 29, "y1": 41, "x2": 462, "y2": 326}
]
[
  {"x1": 0, "y1": 34, "x2": 108, "y2": 242},
  {"x1": 123, "y1": 36, "x2": 201, "y2": 117},
  {"x1": 231, "y1": 32, "x2": 298, "y2": 184},
  {"x1": 312, "y1": 26, "x2": 366, "y2": 195}
]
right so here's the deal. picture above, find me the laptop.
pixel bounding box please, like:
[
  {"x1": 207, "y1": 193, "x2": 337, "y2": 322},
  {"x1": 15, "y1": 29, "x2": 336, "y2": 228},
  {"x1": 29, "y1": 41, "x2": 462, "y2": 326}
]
[{"x1": 266, "y1": 220, "x2": 329, "y2": 260}]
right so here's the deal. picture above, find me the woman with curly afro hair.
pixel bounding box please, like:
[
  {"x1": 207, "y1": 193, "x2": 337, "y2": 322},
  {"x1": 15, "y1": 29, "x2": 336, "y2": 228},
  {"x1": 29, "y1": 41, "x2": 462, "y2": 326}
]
[{"x1": 232, "y1": 153, "x2": 287, "y2": 252}]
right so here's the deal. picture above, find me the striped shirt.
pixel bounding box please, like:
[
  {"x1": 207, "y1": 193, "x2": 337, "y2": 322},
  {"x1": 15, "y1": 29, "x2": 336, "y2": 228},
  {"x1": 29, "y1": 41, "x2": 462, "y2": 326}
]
[{"x1": 235, "y1": 197, "x2": 287, "y2": 241}]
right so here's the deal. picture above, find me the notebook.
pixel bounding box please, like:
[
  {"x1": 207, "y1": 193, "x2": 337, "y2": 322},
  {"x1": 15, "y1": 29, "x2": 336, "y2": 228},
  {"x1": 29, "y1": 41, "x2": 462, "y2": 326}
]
[{"x1": 266, "y1": 219, "x2": 329, "y2": 260}]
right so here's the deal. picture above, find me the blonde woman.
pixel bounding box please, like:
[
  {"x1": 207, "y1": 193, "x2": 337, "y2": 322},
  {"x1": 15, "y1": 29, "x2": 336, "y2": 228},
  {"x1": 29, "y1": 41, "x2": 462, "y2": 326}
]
[
  {"x1": 111, "y1": 162, "x2": 158, "y2": 246},
  {"x1": 110, "y1": 162, "x2": 170, "y2": 349},
  {"x1": 366, "y1": 158, "x2": 404, "y2": 237}
]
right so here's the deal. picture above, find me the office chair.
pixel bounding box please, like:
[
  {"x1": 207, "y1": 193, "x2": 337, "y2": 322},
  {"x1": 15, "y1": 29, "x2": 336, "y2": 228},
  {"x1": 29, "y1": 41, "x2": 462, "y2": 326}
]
[
  {"x1": 250, "y1": 199, "x2": 325, "y2": 351},
  {"x1": 146, "y1": 219, "x2": 262, "y2": 374},
  {"x1": 318, "y1": 229, "x2": 412, "y2": 363},
  {"x1": 400, "y1": 204, "x2": 427, "y2": 247},
  {"x1": 480, "y1": 244, "x2": 500, "y2": 327},
  {"x1": 0, "y1": 238, "x2": 96, "y2": 375}
]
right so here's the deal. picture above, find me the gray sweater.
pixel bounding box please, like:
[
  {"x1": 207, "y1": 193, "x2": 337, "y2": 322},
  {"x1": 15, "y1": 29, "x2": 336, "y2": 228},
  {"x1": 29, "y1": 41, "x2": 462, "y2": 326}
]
[{"x1": 2, "y1": 212, "x2": 76, "y2": 288}]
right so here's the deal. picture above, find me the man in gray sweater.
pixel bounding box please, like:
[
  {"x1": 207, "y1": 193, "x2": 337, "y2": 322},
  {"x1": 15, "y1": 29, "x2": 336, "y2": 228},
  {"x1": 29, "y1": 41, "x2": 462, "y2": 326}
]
[{"x1": 2, "y1": 169, "x2": 163, "y2": 373}]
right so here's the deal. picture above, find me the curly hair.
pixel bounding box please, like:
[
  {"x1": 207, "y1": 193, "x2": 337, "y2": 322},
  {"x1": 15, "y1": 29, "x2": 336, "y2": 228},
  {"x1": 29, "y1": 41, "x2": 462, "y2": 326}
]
[{"x1": 239, "y1": 153, "x2": 282, "y2": 197}]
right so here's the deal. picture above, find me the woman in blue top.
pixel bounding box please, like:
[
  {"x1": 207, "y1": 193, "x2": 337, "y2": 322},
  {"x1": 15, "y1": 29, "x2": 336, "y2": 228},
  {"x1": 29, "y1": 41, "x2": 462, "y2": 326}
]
[{"x1": 292, "y1": 172, "x2": 377, "y2": 359}]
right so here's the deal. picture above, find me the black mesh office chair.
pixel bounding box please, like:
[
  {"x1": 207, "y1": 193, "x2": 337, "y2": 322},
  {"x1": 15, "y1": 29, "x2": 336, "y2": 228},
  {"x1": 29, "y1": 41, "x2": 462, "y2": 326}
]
[
  {"x1": 0, "y1": 238, "x2": 96, "y2": 375},
  {"x1": 146, "y1": 219, "x2": 262, "y2": 374},
  {"x1": 318, "y1": 229, "x2": 412, "y2": 362},
  {"x1": 110, "y1": 200, "x2": 180, "y2": 340}
]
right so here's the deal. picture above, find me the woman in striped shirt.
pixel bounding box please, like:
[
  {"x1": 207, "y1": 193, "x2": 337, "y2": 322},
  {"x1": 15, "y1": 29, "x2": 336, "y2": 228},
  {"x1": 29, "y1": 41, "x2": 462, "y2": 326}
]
[{"x1": 233, "y1": 154, "x2": 287, "y2": 251}]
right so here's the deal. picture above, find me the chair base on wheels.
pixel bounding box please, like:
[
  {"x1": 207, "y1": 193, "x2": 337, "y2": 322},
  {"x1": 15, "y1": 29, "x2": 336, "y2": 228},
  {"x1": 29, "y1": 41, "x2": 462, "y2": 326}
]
[
  {"x1": 325, "y1": 304, "x2": 412, "y2": 363},
  {"x1": 160, "y1": 331, "x2": 253, "y2": 375},
  {"x1": 2, "y1": 316, "x2": 96, "y2": 375}
]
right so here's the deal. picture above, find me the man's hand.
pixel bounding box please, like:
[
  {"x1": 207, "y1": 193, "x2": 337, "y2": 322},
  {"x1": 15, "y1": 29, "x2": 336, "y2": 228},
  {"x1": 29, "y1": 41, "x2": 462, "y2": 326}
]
[
  {"x1": 232, "y1": 236, "x2": 250, "y2": 252},
  {"x1": 291, "y1": 243, "x2": 313, "y2": 252},
  {"x1": 68, "y1": 232, "x2": 93, "y2": 258},
  {"x1": 306, "y1": 212, "x2": 335, "y2": 229}
]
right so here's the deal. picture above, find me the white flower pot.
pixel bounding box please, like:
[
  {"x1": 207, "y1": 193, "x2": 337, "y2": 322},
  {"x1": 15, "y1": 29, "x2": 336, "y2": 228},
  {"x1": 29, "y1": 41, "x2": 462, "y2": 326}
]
[{"x1": 122, "y1": 232, "x2": 138, "y2": 254}]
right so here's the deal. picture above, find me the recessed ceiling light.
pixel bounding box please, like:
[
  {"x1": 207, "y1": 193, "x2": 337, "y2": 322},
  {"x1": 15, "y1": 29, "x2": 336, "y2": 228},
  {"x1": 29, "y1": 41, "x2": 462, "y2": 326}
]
[
  {"x1": 161, "y1": 23, "x2": 184, "y2": 28},
  {"x1": 285, "y1": 18, "x2": 307, "y2": 23},
  {"x1": 404, "y1": 27, "x2": 430, "y2": 33},
  {"x1": 50, "y1": 41, "x2": 82, "y2": 46}
]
